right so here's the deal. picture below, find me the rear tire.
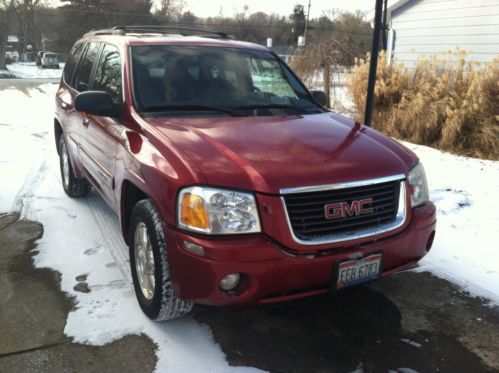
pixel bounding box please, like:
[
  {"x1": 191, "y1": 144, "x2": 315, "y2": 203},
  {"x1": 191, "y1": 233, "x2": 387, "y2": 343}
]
[
  {"x1": 129, "y1": 199, "x2": 193, "y2": 321},
  {"x1": 58, "y1": 136, "x2": 90, "y2": 198}
]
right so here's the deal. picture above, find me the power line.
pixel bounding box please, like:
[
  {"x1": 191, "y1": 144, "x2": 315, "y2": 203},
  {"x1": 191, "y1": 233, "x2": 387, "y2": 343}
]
[{"x1": 31, "y1": 8, "x2": 374, "y2": 36}]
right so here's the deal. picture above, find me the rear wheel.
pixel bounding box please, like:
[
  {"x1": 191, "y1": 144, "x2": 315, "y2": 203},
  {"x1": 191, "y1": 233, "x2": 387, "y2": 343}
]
[
  {"x1": 129, "y1": 199, "x2": 193, "y2": 321},
  {"x1": 58, "y1": 136, "x2": 90, "y2": 198}
]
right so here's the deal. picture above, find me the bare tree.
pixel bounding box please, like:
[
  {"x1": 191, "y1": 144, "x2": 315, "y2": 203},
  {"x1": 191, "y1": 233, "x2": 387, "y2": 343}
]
[
  {"x1": 291, "y1": 11, "x2": 371, "y2": 106},
  {"x1": 15, "y1": 0, "x2": 44, "y2": 53},
  {"x1": 0, "y1": 0, "x2": 16, "y2": 70},
  {"x1": 291, "y1": 37, "x2": 345, "y2": 107},
  {"x1": 155, "y1": 0, "x2": 183, "y2": 20}
]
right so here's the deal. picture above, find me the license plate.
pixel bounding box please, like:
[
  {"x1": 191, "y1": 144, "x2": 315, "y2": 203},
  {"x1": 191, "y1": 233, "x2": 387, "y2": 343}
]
[{"x1": 334, "y1": 253, "x2": 383, "y2": 290}]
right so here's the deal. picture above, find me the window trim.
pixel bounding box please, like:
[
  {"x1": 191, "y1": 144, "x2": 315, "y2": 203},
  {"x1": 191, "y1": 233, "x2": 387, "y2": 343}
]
[
  {"x1": 62, "y1": 41, "x2": 86, "y2": 89},
  {"x1": 74, "y1": 42, "x2": 103, "y2": 93},
  {"x1": 92, "y1": 42, "x2": 124, "y2": 102}
]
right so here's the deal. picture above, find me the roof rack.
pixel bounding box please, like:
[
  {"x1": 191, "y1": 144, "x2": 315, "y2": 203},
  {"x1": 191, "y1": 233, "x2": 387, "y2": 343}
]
[{"x1": 85, "y1": 26, "x2": 235, "y2": 40}]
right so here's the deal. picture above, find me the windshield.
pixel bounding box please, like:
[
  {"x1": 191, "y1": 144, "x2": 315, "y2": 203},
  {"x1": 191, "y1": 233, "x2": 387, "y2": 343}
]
[{"x1": 131, "y1": 45, "x2": 322, "y2": 116}]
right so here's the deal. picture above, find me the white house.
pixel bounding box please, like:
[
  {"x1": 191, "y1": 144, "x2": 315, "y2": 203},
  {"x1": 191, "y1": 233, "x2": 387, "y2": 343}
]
[{"x1": 372, "y1": 0, "x2": 499, "y2": 67}]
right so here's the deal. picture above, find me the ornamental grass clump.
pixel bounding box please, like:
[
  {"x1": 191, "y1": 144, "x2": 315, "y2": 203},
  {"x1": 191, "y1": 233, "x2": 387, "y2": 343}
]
[{"x1": 347, "y1": 51, "x2": 499, "y2": 160}]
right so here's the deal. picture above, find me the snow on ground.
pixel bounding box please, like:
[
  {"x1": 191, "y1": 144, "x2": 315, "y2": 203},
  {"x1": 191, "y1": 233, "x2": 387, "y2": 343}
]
[
  {"x1": 5, "y1": 62, "x2": 64, "y2": 79},
  {"x1": 305, "y1": 71, "x2": 356, "y2": 116},
  {"x1": 0, "y1": 69, "x2": 17, "y2": 79},
  {"x1": 0, "y1": 83, "x2": 55, "y2": 213},
  {"x1": 402, "y1": 141, "x2": 499, "y2": 305},
  {"x1": 0, "y1": 82, "x2": 498, "y2": 371}
]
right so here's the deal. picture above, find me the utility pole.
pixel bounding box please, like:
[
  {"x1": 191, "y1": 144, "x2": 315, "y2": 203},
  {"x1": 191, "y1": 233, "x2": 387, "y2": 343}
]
[
  {"x1": 364, "y1": 0, "x2": 383, "y2": 127},
  {"x1": 303, "y1": 0, "x2": 311, "y2": 45},
  {"x1": 382, "y1": 0, "x2": 389, "y2": 50}
]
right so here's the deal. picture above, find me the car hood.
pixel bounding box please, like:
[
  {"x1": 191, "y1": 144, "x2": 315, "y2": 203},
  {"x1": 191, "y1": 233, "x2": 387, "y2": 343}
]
[{"x1": 145, "y1": 112, "x2": 417, "y2": 194}]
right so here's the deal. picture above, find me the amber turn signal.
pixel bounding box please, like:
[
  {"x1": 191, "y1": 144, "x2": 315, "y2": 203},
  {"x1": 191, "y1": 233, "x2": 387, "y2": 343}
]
[{"x1": 180, "y1": 193, "x2": 209, "y2": 230}]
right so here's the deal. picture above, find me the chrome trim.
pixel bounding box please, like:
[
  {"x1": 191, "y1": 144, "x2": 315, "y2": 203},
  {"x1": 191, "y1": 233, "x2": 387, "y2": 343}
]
[
  {"x1": 79, "y1": 145, "x2": 112, "y2": 181},
  {"x1": 281, "y1": 177, "x2": 407, "y2": 246},
  {"x1": 279, "y1": 174, "x2": 406, "y2": 195}
]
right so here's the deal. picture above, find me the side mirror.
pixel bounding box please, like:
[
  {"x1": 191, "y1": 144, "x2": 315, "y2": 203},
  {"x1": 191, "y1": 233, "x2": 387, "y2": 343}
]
[
  {"x1": 74, "y1": 91, "x2": 120, "y2": 117},
  {"x1": 311, "y1": 90, "x2": 328, "y2": 107}
]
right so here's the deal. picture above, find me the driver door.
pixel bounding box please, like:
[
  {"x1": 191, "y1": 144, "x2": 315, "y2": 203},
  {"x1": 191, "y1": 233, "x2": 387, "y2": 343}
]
[{"x1": 79, "y1": 43, "x2": 122, "y2": 208}]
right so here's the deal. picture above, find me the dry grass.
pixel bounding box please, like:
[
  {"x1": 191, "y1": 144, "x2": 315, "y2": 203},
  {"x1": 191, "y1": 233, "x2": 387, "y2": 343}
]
[{"x1": 347, "y1": 51, "x2": 499, "y2": 160}]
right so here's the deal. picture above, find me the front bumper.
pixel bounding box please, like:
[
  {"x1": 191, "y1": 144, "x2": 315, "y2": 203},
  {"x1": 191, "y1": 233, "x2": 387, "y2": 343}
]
[{"x1": 165, "y1": 202, "x2": 436, "y2": 306}]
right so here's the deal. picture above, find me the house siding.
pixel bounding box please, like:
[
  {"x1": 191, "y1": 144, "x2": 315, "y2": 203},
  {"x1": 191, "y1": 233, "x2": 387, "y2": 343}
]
[{"x1": 390, "y1": 0, "x2": 499, "y2": 67}]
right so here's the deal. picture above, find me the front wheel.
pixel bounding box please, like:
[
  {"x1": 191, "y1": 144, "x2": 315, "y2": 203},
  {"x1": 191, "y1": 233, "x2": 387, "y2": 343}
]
[
  {"x1": 59, "y1": 136, "x2": 90, "y2": 198},
  {"x1": 129, "y1": 199, "x2": 193, "y2": 321}
]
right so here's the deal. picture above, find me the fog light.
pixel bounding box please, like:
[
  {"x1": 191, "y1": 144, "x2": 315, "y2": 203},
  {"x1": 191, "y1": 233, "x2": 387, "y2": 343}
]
[
  {"x1": 219, "y1": 273, "x2": 240, "y2": 291},
  {"x1": 183, "y1": 240, "x2": 205, "y2": 256}
]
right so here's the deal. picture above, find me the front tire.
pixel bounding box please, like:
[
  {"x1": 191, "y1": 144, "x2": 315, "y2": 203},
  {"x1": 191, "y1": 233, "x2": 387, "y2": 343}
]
[
  {"x1": 129, "y1": 199, "x2": 193, "y2": 321},
  {"x1": 58, "y1": 136, "x2": 90, "y2": 198}
]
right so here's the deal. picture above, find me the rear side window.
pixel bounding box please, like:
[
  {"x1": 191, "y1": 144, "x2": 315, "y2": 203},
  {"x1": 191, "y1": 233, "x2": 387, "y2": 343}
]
[
  {"x1": 63, "y1": 42, "x2": 85, "y2": 86},
  {"x1": 75, "y1": 42, "x2": 101, "y2": 92},
  {"x1": 93, "y1": 44, "x2": 122, "y2": 99}
]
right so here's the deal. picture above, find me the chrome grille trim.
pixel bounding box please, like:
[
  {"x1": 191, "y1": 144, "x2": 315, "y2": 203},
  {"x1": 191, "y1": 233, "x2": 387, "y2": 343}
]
[
  {"x1": 279, "y1": 174, "x2": 405, "y2": 194},
  {"x1": 281, "y1": 176, "x2": 407, "y2": 246}
]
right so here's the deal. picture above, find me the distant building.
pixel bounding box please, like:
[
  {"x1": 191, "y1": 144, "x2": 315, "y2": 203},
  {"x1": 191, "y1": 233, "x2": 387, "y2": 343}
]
[
  {"x1": 6, "y1": 35, "x2": 19, "y2": 61},
  {"x1": 371, "y1": 0, "x2": 499, "y2": 67},
  {"x1": 270, "y1": 45, "x2": 296, "y2": 63}
]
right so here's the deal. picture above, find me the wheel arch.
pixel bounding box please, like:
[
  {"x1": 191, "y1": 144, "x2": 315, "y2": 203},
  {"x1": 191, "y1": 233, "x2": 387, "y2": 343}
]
[
  {"x1": 54, "y1": 119, "x2": 63, "y2": 155},
  {"x1": 120, "y1": 179, "x2": 150, "y2": 245}
]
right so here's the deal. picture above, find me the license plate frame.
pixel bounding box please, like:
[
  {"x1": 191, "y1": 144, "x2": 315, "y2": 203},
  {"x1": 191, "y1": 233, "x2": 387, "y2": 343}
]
[{"x1": 332, "y1": 252, "x2": 384, "y2": 291}]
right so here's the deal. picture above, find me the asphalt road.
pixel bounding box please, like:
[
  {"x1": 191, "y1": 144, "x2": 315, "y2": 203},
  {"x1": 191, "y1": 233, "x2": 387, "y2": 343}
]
[{"x1": 0, "y1": 78, "x2": 498, "y2": 372}]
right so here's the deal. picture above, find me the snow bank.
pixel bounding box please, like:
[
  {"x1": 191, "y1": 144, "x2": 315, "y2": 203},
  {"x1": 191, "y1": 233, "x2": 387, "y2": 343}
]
[
  {"x1": 0, "y1": 69, "x2": 17, "y2": 79},
  {"x1": 402, "y1": 141, "x2": 499, "y2": 305},
  {"x1": 0, "y1": 84, "x2": 56, "y2": 212},
  {"x1": 6, "y1": 62, "x2": 63, "y2": 80}
]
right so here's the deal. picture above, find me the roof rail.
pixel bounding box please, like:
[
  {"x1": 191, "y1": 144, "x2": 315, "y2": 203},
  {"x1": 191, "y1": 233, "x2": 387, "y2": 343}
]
[{"x1": 84, "y1": 26, "x2": 235, "y2": 40}]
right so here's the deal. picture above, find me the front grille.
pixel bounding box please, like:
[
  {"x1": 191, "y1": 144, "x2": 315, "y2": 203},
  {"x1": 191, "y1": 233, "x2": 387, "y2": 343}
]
[{"x1": 283, "y1": 180, "x2": 401, "y2": 241}]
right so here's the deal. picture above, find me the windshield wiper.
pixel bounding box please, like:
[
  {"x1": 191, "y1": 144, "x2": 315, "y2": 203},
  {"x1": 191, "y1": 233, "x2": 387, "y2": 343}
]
[
  {"x1": 233, "y1": 104, "x2": 312, "y2": 113},
  {"x1": 141, "y1": 104, "x2": 246, "y2": 117}
]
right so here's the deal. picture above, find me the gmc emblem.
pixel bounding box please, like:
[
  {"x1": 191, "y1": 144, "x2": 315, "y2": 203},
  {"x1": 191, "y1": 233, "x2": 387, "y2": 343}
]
[{"x1": 325, "y1": 198, "x2": 374, "y2": 220}]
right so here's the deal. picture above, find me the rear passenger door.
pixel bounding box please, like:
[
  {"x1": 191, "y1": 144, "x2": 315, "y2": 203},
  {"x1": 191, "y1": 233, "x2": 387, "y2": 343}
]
[
  {"x1": 56, "y1": 41, "x2": 87, "y2": 175},
  {"x1": 79, "y1": 43, "x2": 123, "y2": 208}
]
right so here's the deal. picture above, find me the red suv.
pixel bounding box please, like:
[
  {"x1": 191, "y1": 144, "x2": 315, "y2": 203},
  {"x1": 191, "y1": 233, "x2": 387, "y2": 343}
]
[{"x1": 55, "y1": 26, "x2": 436, "y2": 321}]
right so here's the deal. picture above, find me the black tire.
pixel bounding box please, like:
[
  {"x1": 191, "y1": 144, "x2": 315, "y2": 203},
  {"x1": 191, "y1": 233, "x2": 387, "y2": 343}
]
[
  {"x1": 129, "y1": 199, "x2": 193, "y2": 321},
  {"x1": 58, "y1": 136, "x2": 90, "y2": 198}
]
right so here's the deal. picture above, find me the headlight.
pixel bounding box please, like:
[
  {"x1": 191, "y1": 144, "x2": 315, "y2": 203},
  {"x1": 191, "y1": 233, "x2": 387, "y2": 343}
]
[
  {"x1": 178, "y1": 186, "x2": 261, "y2": 235},
  {"x1": 408, "y1": 162, "x2": 429, "y2": 207}
]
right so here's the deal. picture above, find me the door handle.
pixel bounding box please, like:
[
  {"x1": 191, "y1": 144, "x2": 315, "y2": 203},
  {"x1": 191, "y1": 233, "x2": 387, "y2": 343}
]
[{"x1": 82, "y1": 117, "x2": 90, "y2": 128}]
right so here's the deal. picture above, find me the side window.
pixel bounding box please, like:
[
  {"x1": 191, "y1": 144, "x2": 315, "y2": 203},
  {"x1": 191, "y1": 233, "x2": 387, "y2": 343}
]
[
  {"x1": 63, "y1": 42, "x2": 85, "y2": 87},
  {"x1": 93, "y1": 44, "x2": 122, "y2": 100},
  {"x1": 249, "y1": 58, "x2": 297, "y2": 99},
  {"x1": 75, "y1": 42, "x2": 101, "y2": 92}
]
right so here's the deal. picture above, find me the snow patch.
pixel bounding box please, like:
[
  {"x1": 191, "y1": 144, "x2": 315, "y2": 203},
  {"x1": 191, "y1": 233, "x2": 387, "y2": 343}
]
[
  {"x1": 399, "y1": 141, "x2": 499, "y2": 306},
  {"x1": 6, "y1": 62, "x2": 64, "y2": 80}
]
